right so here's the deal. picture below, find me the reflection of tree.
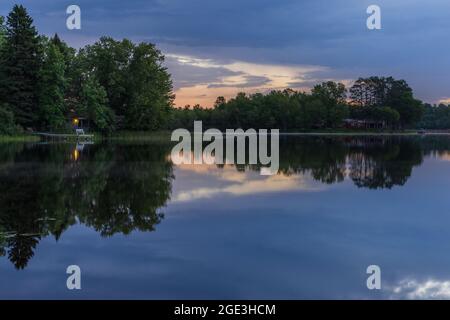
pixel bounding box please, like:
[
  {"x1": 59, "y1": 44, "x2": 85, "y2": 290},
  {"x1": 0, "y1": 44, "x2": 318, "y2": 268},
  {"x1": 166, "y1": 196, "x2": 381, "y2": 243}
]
[
  {"x1": 8, "y1": 236, "x2": 40, "y2": 270},
  {"x1": 348, "y1": 138, "x2": 423, "y2": 189},
  {"x1": 277, "y1": 136, "x2": 348, "y2": 184},
  {"x1": 0, "y1": 142, "x2": 174, "y2": 269},
  {"x1": 419, "y1": 135, "x2": 450, "y2": 158},
  {"x1": 0, "y1": 136, "x2": 436, "y2": 269},
  {"x1": 231, "y1": 136, "x2": 424, "y2": 189},
  {"x1": 76, "y1": 145, "x2": 174, "y2": 236}
]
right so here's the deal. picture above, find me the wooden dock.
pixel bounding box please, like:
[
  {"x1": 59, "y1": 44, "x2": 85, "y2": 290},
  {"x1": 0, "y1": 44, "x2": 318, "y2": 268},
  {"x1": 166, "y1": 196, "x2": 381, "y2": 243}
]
[{"x1": 33, "y1": 132, "x2": 94, "y2": 141}]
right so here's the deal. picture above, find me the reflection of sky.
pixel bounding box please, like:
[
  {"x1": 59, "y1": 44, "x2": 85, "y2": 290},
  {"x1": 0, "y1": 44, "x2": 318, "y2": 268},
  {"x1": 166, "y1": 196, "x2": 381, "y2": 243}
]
[
  {"x1": 171, "y1": 164, "x2": 324, "y2": 202},
  {"x1": 3, "y1": 156, "x2": 450, "y2": 299}
]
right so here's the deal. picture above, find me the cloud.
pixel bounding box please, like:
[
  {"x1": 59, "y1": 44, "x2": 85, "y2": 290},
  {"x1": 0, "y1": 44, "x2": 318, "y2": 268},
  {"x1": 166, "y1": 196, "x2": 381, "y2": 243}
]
[
  {"x1": 2, "y1": 0, "x2": 449, "y2": 104},
  {"x1": 438, "y1": 98, "x2": 450, "y2": 105},
  {"x1": 165, "y1": 55, "x2": 241, "y2": 90},
  {"x1": 207, "y1": 75, "x2": 271, "y2": 89},
  {"x1": 167, "y1": 53, "x2": 331, "y2": 106},
  {"x1": 389, "y1": 278, "x2": 450, "y2": 299}
]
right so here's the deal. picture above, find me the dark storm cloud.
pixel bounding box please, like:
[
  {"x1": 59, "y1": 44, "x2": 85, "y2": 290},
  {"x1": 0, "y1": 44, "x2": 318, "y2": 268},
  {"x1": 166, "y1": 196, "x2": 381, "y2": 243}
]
[{"x1": 1, "y1": 0, "x2": 449, "y2": 103}]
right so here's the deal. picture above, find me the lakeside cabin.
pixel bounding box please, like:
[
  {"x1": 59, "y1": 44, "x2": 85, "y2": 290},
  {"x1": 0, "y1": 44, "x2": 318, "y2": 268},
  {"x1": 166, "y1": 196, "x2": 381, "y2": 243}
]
[{"x1": 343, "y1": 118, "x2": 387, "y2": 130}]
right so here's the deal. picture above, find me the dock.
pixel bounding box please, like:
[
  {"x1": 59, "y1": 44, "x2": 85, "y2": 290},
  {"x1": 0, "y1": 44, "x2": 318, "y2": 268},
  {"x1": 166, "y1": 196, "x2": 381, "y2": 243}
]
[{"x1": 33, "y1": 132, "x2": 94, "y2": 141}]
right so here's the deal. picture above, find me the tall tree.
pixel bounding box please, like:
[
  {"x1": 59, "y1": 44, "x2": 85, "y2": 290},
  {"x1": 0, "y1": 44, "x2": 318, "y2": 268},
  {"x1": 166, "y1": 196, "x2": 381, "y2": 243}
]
[
  {"x1": 125, "y1": 42, "x2": 174, "y2": 130},
  {"x1": 350, "y1": 77, "x2": 423, "y2": 127},
  {"x1": 312, "y1": 81, "x2": 349, "y2": 128},
  {"x1": 80, "y1": 37, "x2": 134, "y2": 117},
  {"x1": 0, "y1": 16, "x2": 6, "y2": 48},
  {"x1": 38, "y1": 41, "x2": 66, "y2": 130},
  {"x1": 80, "y1": 76, "x2": 114, "y2": 133},
  {"x1": 0, "y1": 5, "x2": 42, "y2": 128},
  {"x1": 0, "y1": 16, "x2": 8, "y2": 112}
]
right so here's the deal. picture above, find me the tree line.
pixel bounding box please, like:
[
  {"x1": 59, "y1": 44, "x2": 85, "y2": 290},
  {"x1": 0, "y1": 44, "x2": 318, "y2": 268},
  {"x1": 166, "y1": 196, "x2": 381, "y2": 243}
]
[
  {"x1": 0, "y1": 5, "x2": 448, "y2": 135},
  {"x1": 417, "y1": 103, "x2": 450, "y2": 130},
  {"x1": 0, "y1": 5, "x2": 173, "y2": 134},
  {"x1": 171, "y1": 77, "x2": 426, "y2": 131}
]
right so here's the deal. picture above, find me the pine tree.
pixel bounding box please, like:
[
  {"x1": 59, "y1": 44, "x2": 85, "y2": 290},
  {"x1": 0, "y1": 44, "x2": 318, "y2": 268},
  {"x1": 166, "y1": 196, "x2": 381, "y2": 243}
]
[
  {"x1": 0, "y1": 16, "x2": 8, "y2": 107},
  {"x1": 0, "y1": 16, "x2": 6, "y2": 47},
  {"x1": 1, "y1": 5, "x2": 42, "y2": 128}
]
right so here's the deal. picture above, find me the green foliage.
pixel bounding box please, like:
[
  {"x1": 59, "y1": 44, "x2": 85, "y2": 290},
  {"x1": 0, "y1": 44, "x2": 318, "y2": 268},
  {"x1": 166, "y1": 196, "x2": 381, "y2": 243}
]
[
  {"x1": 418, "y1": 104, "x2": 450, "y2": 129},
  {"x1": 80, "y1": 77, "x2": 115, "y2": 133},
  {"x1": 350, "y1": 106, "x2": 400, "y2": 128},
  {"x1": 80, "y1": 37, "x2": 134, "y2": 117},
  {"x1": 0, "y1": 16, "x2": 6, "y2": 48},
  {"x1": 38, "y1": 42, "x2": 66, "y2": 131},
  {"x1": 50, "y1": 34, "x2": 76, "y2": 70},
  {"x1": 80, "y1": 38, "x2": 174, "y2": 130},
  {"x1": 0, "y1": 16, "x2": 6, "y2": 107},
  {"x1": 312, "y1": 81, "x2": 348, "y2": 128},
  {"x1": 125, "y1": 42, "x2": 174, "y2": 130},
  {"x1": 0, "y1": 104, "x2": 16, "y2": 135},
  {"x1": 349, "y1": 76, "x2": 423, "y2": 127},
  {"x1": 300, "y1": 97, "x2": 327, "y2": 129},
  {"x1": 0, "y1": 5, "x2": 42, "y2": 128},
  {"x1": 169, "y1": 84, "x2": 349, "y2": 131},
  {"x1": 0, "y1": 6, "x2": 175, "y2": 134},
  {"x1": 375, "y1": 107, "x2": 400, "y2": 126}
]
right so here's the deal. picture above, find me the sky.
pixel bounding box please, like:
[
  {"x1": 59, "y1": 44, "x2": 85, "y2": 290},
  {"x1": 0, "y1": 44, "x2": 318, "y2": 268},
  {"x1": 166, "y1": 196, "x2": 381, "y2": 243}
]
[{"x1": 1, "y1": 0, "x2": 450, "y2": 107}]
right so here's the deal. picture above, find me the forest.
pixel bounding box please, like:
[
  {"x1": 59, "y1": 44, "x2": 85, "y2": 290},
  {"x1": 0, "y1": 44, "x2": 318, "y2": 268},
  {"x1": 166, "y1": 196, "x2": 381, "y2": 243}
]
[{"x1": 0, "y1": 5, "x2": 449, "y2": 135}]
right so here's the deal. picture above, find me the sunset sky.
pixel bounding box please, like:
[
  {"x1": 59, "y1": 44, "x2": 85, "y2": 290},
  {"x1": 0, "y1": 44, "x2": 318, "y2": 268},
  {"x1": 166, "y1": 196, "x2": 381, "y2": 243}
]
[{"x1": 2, "y1": 0, "x2": 450, "y2": 107}]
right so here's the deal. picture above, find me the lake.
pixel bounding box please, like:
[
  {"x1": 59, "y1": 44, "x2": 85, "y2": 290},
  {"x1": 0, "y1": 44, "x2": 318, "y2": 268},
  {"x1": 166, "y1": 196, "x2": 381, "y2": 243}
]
[{"x1": 1, "y1": 135, "x2": 450, "y2": 299}]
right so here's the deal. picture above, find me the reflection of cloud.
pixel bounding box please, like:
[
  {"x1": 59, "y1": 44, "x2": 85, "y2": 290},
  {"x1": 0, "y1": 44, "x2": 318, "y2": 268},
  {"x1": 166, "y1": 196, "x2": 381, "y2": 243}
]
[
  {"x1": 389, "y1": 278, "x2": 450, "y2": 299},
  {"x1": 438, "y1": 152, "x2": 450, "y2": 162},
  {"x1": 172, "y1": 164, "x2": 323, "y2": 202},
  {"x1": 176, "y1": 165, "x2": 248, "y2": 183}
]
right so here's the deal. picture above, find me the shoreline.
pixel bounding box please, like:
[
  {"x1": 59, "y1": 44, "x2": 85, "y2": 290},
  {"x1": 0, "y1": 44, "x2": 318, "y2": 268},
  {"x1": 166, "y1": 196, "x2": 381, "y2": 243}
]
[
  {"x1": 2, "y1": 130, "x2": 450, "y2": 143},
  {"x1": 0, "y1": 135, "x2": 40, "y2": 143}
]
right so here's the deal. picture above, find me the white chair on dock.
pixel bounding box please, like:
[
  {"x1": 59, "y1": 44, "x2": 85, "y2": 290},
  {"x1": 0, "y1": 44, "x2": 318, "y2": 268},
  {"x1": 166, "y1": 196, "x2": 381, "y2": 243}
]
[{"x1": 75, "y1": 128, "x2": 85, "y2": 136}]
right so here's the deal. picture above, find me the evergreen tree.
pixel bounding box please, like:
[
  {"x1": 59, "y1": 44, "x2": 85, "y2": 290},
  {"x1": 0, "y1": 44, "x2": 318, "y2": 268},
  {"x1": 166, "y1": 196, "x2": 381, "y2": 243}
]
[
  {"x1": 0, "y1": 16, "x2": 6, "y2": 48},
  {"x1": 0, "y1": 16, "x2": 8, "y2": 108},
  {"x1": 0, "y1": 105, "x2": 16, "y2": 135},
  {"x1": 1, "y1": 5, "x2": 41, "y2": 128}
]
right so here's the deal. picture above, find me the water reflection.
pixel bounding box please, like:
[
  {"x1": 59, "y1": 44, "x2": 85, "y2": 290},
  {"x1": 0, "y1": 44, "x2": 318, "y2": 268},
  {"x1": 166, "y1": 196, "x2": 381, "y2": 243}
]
[
  {"x1": 0, "y1": 135, "x2": 448, "y2": 270},
  {"x1": 277, "y1": 136, "x2": 425, "y2": 189},
  {"x1": 0, "y1": 142, "x2": 174, "y2": 269}
]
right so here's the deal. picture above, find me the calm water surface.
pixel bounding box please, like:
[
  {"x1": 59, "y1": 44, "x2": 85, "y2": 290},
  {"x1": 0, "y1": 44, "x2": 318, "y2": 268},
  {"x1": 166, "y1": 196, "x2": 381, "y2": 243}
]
[{"x1": 1, "y1": 135, "x2": 450, "y2": 299}]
